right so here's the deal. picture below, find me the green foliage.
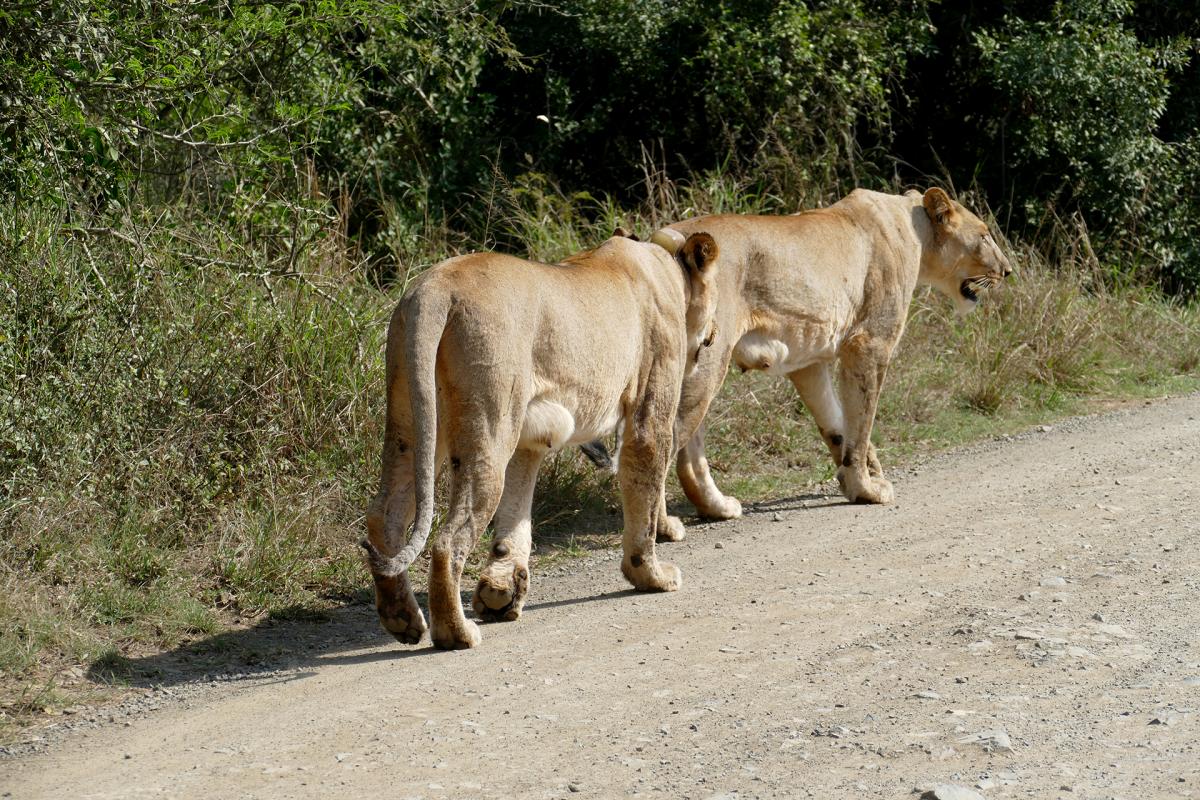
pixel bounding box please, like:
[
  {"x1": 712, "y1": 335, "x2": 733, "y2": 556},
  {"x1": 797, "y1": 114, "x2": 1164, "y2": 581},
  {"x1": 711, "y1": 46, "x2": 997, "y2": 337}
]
[
  {"x1": 975, "y1": 0, "x2": 1200, "y2": 293},
  {"x1": 476, "y1": 0, "x2": 933, "y2": 202}
]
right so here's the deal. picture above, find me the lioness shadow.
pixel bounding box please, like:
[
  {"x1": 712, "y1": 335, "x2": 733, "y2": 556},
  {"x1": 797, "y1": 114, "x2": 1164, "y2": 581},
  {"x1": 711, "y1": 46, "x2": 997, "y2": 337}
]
[
  {"x1": 741, "y1": 491, "x2": 842, "y2": 514},
  {"x1": 87, "y1": 489, "x2": 835, "y2": 690},
  {"x1": 86, "y1": 590, "x2": 442, "y2": 690}
]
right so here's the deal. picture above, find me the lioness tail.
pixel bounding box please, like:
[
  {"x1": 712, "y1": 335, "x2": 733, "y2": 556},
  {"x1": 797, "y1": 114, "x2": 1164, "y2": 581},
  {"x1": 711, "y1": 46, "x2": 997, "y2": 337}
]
[{"x1": 371, "y1": 289, "x2": 450, "y2": 576}]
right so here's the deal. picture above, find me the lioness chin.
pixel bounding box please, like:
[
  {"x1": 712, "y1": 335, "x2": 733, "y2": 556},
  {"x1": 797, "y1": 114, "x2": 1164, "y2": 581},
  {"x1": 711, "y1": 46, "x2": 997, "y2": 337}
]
[
  {"x1": 632, "y1": 187, "x2": 1013, "y2": 521},
  {"x1": 363, "y1": 231, "x2": 721, "y2": 649}
]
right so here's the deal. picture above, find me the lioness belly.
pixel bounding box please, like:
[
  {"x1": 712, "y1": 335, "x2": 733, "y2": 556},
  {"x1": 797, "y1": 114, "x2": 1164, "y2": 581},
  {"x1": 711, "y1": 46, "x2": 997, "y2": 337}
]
[
  {"x1": 518, "y1": 399, "x2": 622, "y2": 451},
  {"x1": 732, "y1": 330, "x2": 837, "y2": 376}
]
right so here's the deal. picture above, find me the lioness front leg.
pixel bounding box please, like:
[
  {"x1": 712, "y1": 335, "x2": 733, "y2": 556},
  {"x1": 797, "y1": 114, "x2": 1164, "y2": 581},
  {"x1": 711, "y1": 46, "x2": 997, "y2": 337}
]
[
  {"x1": 428, "y1": 456, "x2": 505, "y2": 650},
  {"x1": 676, "y1": 424, "x2": 742, "y2": 520},
  {"x1": 473, "y1": 448, "x2": 543, "y2": 622},
  {"x1": 836, "y1": 335, "x2": 895, "y2": 505},
  {"x1": 619, "y1": 398, "x2": 682, "y2": 592},
  {"x1": 788, "y1": 363, "x2": 884, "y2": 481}
]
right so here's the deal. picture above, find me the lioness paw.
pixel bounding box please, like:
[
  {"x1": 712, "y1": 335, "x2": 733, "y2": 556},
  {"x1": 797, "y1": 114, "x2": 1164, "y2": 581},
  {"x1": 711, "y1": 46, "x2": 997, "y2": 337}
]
[
  {"x1": 838, "y1": 469, "x2": 895, "y2": 505},
  {"x1": 656, "y1": 514, "x2": 687, "y2": 543},
  {"x1": 380, "y1": 607, "x2": 428, "y2": 645},
  {"x1": 698, "y1": 494, "x2": 742, "y2": 521},
  {"x1": 622, "y1": 556, "x2": 683, "y2": 592},
  {"x1": 431, "y1": 617, "x2": 482, "y2": 650},
  {"x1": 472, "y1": 561, "x2": 530, "y2": 622}
]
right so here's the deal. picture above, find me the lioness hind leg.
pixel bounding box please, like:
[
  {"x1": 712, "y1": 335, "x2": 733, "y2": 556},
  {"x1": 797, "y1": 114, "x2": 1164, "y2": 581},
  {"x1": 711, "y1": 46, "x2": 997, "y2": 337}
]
[
  {"x1": 676, "y1": 424, "x2": 742, "y2": 520},
  {"x1": 473, "y1": 447, "x2": 544, "y2": 623},
  {"x1": 428, "y1": 453, "x2": 506, "y2": 650},
  {"x1": 655, "y1": 493, "x2": 687, "y2": 543},
  {"x1": 365, "y1": 418, "x2": 428, "y2": 644},
  {"x1": 619, "y1": 395, "x2": 683, "y2": 592}
]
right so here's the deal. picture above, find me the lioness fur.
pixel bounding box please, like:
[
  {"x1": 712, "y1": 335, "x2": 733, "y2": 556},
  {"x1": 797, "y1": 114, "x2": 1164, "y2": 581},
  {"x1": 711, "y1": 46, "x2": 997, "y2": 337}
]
[
  {"x1": 364, "y1": 232, "x2": 721, "y2": 649},
  {"x1": 650, "y1": 188, "x2": 1012, "y2": 517}
]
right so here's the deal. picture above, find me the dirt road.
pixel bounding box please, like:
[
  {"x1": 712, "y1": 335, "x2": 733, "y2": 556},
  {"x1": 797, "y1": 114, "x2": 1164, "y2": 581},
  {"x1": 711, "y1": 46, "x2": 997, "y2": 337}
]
[{"x1": 4, "y1": 396, "x2": 1199, "y2": 799}]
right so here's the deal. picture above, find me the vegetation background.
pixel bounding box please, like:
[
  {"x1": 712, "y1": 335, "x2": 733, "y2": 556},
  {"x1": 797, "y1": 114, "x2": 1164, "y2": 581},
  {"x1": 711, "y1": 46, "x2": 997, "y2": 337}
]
[{"x1": 2, "y1": 0, "x2": 1198, "y2": 730}]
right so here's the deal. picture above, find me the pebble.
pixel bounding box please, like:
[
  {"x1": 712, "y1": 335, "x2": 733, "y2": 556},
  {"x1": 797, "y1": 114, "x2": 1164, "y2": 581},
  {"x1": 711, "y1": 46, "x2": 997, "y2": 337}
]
[
  {"x1": 772, "y1": 512, "x2": 783, "y2": 522},
  {"x1": 1040, "y1": 576, "x2": 1067, "y2": 587},
  {"x1": 912, "y1": 691, "x2": 941, "y2": 700},
  {"x1": 957, "y1": 728, "x2": 1013, "y2": 752},
  {"x1": 1094, "y1": 623, "x2": 1132, "y2": 639},
  {"x1": 714, "y1": 541, "x2": 725, "y2": 549},
  {"x1": 921, "y1": 784, "x2": 986, "y2": 800},
  {"x1": 811, "y1": 725, "x2": 852, "y2": 739},
  {"x1": 1149, "y1": 711, "x2": 1182, "y2": 727}
]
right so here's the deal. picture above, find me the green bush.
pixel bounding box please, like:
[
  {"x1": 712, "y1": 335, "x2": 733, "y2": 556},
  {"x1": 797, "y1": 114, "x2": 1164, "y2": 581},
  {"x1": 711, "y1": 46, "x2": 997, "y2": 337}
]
[{"x1": 976, "y1": 0, "x2": 1200, "y2": 294}]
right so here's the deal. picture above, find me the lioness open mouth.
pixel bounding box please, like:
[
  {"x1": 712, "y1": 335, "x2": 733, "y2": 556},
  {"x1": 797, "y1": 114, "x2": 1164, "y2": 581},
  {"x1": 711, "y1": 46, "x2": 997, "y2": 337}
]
[{"x1": 960, "y1": 279, "x2": 979, "y2": 302}]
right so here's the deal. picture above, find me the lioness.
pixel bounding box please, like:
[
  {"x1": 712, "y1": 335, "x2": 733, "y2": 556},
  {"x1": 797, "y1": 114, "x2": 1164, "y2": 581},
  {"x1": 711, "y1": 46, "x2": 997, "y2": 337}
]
[
  {"x1": 639, "y1": 188, "x2": 1012, "y2": 520},
  {"x1": 363, "y1": 231, "x2": 721, "y2": 649}
]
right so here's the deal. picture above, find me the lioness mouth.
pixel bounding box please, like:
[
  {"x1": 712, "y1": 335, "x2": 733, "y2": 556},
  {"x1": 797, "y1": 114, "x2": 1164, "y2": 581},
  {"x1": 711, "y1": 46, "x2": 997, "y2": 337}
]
[{"x1": 960, "y1": 280, "x2": 979, "y2": 302}]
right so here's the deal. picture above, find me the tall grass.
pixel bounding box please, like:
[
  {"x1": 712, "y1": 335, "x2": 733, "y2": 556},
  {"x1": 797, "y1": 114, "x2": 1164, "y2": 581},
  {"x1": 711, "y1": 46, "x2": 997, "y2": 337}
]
[{"x1": 2, "y1": 173, "x2": 1198, "y2": 735}]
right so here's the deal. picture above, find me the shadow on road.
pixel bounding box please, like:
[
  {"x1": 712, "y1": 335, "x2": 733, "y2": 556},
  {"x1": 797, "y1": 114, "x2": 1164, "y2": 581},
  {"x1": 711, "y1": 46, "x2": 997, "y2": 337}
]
[
  {"x1": 742, "y1": 492, "x2": 842, "y2": 513},
  {"x1": 86, "y1": 584, "x2": 654, "y2": 688},
  {"x1": 85, "y1": 591, "x2": 437, "y2": 689},
  {"x1": 85, "y1": 493, "x2": 834, "y2": 690}
]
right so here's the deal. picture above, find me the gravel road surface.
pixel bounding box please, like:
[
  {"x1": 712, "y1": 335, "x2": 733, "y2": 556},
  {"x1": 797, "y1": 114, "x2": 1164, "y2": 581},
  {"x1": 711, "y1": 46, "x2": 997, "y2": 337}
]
[{"x1": 3, "y1": 395, "x2": 1199, "y2": 799}]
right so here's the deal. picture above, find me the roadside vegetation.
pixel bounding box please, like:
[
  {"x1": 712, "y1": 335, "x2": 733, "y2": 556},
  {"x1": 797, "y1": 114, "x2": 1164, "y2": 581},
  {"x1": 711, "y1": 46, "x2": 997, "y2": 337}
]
[{"x1": 2, "y1": 0, "x2": 1198, "y2": 736}]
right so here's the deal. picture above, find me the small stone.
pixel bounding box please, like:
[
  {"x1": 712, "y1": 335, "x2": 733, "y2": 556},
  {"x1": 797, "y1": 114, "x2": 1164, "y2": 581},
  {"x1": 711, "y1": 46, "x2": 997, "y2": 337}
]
[
  {"x1": 1150, "y1": 712, "x2": 1181, "y2": 727},
  {"x1": 921, "y1": 784, "x2": 986, "y2": 800},
  {"x1": 912, "y1": 690, "x2": 941, "y2": 700},
  {"x1": 1015, "y1": 630, "x2": 1041, "y2": 640},
  {"x1": 1095, "y1": 623, "x2": 1132, "y2": 639},
  {"x1": 957, "y1": 728, "x2": 1013, "y2": 752},
  {"x1": 1091, "y1": 612, "x2": 1107, "y2": 622},
  {"x1": 1040, "y1": 576, "x2": 1067, "y2": 587},
  {"x1": 714, "y1": 541, "x2": 725, "y2": 549},
  {"x1": 811, "y1": 725, "x2": 852, "y2": 738},
  {"x1": 772, "y1": 512, "x2": 783, "y2": 522},
  {"x1": 1037, "y1": 425, "x2": 1053, "y2": 433},
  {"x1": 568, "y1": 783, "x2": 582, "y2": 793}
]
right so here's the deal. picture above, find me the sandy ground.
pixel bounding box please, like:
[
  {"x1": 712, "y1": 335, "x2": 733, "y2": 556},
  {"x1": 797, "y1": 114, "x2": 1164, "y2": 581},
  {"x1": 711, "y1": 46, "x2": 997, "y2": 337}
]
[{"x1": 3, "y1": 395, "x2": 1199, "y2": 799}]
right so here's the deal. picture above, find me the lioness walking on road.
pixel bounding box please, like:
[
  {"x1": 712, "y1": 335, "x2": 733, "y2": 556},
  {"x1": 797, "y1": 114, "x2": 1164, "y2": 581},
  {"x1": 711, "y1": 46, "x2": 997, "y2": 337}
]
[
  {"x1": 644, "y1": 188, "x2": 1013, "y2": 519},
  {"x1": 363, "y1": 231, "x2": 721, "y2": 649}
]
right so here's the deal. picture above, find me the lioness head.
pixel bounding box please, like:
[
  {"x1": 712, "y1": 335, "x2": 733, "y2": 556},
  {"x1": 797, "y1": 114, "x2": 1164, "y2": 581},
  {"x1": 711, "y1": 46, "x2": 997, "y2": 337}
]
[
  {"x1": 917, "y1": 187, "x2": 1014, "y2": 315},
  {"x1": 638, "y1": 228, "x2": 721, "y2": 374}
]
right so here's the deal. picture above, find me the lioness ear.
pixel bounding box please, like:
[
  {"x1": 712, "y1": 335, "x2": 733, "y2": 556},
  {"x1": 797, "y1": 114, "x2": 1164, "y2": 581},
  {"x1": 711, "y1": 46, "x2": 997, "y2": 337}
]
[
  {"x1": 923, "y1": 187, "x2": 957, "y2": 229},
  {"x1": 613, "y1": 226, "x2": 640, "y2": 241},
  {"x1": 680, "y1": 232, "x2": 718, "y2": 275}
]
